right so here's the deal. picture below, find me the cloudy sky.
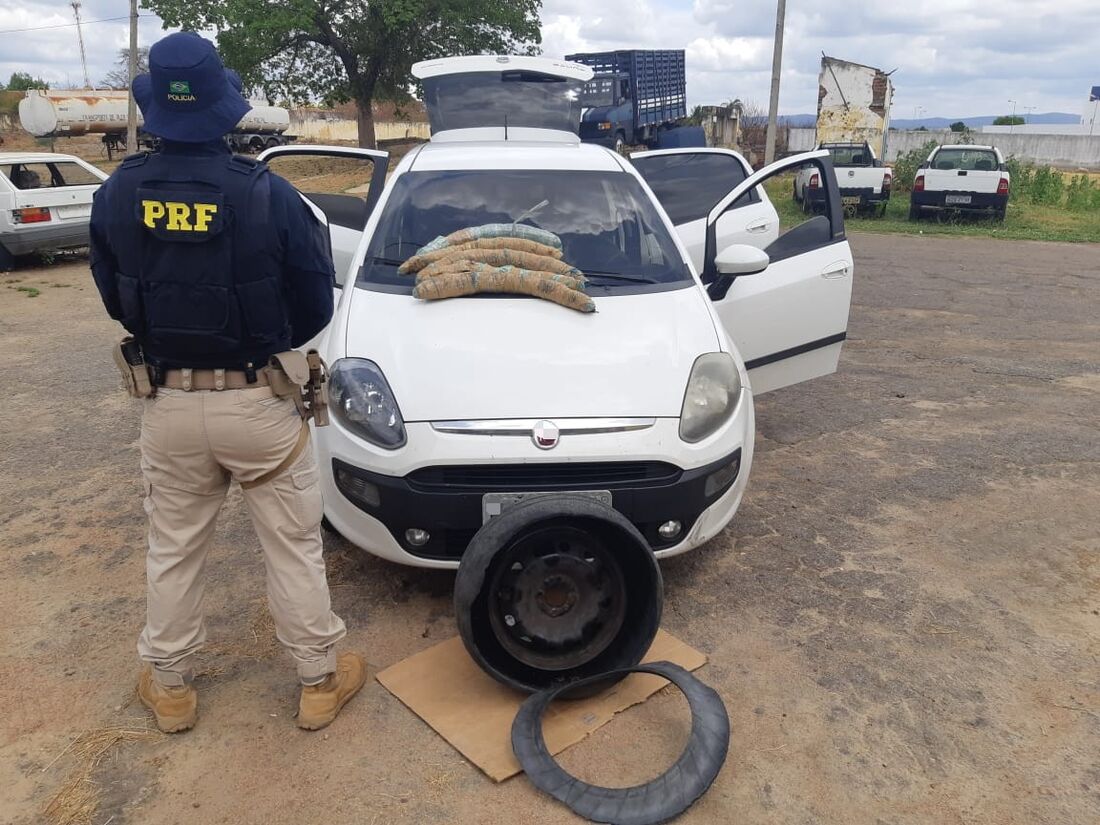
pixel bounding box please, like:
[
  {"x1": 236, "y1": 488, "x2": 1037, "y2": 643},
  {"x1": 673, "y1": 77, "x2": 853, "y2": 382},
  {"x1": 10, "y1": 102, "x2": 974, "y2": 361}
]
[{"x1": 1, "y1": 0, "x2": 1097, "y2": 119}]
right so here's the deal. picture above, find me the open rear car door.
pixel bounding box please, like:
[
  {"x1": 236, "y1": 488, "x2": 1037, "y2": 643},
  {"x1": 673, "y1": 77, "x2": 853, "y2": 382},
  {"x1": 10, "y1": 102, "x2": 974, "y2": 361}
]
[
  {"x1": 699, "y1": 150, "x2": 853, "y2": 394},
  {"x1": 257, "y1": 145, "x2": 388, "y2": 288}
]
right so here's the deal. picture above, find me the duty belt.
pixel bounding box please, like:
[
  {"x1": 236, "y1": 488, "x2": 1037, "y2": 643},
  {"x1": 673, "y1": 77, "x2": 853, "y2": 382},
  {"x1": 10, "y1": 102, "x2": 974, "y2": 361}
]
[{"x1": 158, "y1": 367, "x2": 272, "y2": 391}]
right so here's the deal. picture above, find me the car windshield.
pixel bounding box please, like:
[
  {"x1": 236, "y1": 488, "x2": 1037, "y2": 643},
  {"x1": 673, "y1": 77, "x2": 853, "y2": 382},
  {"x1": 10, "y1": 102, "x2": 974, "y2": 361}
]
[
  {"x1": 824, "y1": 145, "x2": 872, "y2": 167},
  {"x1": 931, "y1": 149, "x2": 999, "y2": 171},
  {"x1": 358, "y1": 169, "x2": 691, "y2": 290},
  {"x1": 580, "y1": 77, "x2": 615, "y2": 108},
  {"x1": 1, "y1": 161, "x2": 101, "y2": 189}
]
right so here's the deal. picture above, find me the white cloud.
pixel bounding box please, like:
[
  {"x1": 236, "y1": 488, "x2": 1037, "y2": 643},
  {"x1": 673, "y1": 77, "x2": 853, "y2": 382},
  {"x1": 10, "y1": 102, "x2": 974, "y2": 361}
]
[
  {"x1": 2, "y1": 0, "x2": 1097, "y2": 119},
  {"x1": 0, "y1": 1, "x2": 169, "y2": 89},
  {"x1": 544, "y1": 0, "x2": 1100, "y2": 118}
]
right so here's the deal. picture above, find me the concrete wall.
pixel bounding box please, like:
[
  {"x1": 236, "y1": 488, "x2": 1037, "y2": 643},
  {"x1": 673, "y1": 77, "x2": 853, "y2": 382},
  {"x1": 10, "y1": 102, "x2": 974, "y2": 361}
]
[
  {"x1": 290, "y1": 109, "x2": 429, "y2": 143},
  {"x1": 788, "y1": 127, "x2": 1100, "y2": 169}
]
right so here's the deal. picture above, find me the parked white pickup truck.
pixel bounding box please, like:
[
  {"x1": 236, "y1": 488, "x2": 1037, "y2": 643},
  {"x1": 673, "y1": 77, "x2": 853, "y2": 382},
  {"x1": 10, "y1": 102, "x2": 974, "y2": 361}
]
[
  {"x1": 910, "y1": 144, "x2": 1009, "y2": 221},
  {"x1": 794, "y1": 142, "x2": 892, "y2": 217}
]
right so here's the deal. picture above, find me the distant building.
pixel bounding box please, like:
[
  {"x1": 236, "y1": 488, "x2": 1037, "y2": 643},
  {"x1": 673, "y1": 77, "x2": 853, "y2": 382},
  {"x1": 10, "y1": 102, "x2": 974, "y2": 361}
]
[{"x1": 984, "y1": 87, "x2": 1100, "y2": 136}]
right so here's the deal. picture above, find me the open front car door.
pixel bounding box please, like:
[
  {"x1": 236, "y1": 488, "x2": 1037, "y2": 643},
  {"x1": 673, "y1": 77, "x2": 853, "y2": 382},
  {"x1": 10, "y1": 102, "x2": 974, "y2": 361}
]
[
  {"x1": 257, "y1": 145, "x2": 389, "y2": 288},
  {"x1": 701, "y1": 150, "x2": 853, "y2": 394},
  {"x1": 630, "y1": 147, "x2": 779, "y2": 268}
]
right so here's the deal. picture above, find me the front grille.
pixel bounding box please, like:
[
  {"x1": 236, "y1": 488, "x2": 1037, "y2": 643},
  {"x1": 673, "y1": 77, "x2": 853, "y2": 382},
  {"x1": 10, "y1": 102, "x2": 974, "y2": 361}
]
[{"x1": 407, "y1": 461, "x2": 682, "y2": 492}]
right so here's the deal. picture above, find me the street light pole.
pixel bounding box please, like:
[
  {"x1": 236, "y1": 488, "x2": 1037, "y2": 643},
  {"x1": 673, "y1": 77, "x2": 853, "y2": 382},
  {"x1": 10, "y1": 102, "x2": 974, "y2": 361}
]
[
  {"x1": 126, "y1": 0, "x2": 138, "y2": 154},
  {"x1": 764, "y1": 0, "x2": 787, "y2": 165}
]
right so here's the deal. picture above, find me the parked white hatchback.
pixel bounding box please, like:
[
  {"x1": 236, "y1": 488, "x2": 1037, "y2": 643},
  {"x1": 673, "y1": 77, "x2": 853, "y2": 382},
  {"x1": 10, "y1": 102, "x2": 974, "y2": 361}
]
[
  {"x1": 261, "y1": 56, "x2": 854, "y2": 569},
  {"x1": 0, "y1": 152, "x2": 108, "y2": 270}
]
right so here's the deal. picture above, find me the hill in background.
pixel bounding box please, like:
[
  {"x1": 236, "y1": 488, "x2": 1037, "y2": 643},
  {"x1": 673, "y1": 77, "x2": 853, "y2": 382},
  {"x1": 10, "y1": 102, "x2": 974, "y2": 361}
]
[{"x1": 778, "y1": 112, "x2": 1081, "y2": 129}]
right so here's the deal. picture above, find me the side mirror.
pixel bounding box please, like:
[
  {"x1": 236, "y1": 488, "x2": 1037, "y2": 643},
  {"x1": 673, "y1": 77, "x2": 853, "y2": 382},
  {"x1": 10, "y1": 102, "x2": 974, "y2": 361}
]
[{"x1": 715, "y1": 244, "x2": 769, "y2": 276}]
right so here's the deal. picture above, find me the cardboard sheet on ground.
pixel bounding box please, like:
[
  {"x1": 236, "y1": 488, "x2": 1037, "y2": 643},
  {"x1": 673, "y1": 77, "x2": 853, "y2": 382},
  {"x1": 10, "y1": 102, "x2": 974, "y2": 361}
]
[{"x1": 376, "y1": 630, "x2": 706, "y2": 781}]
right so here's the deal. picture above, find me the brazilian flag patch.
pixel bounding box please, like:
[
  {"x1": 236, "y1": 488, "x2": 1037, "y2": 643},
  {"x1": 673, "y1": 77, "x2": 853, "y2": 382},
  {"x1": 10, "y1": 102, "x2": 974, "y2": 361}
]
[{"x1": 168, "y1": 81, "x2": 191, "y2": 94}]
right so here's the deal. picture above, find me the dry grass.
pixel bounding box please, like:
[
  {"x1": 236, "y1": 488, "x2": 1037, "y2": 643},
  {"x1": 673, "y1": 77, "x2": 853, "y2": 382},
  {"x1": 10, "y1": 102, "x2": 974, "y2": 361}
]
[
  {"x1": 203, "y1": 598, "x2": 281, "y2": 661},
  {"x1": 43, "y1": 724, "x2": 159, "y2": 825}
]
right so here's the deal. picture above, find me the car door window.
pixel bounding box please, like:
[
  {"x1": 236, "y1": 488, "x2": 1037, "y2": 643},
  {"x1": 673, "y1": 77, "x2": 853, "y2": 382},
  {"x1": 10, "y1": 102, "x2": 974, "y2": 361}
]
[
  {"x1": 763, "y1": 159, "x2": 842, "y2": 264},
  {"x1": 1, "y1": 162, "x2": 102, "y2": 189},
  {"x1": 632, "y1": 152, "x2": 758, "y2": 225},
  {"x1": 259, "y1": 147, "x2": 389, "y2": 288},
  {"x1": 262, "y1": 154, "x2": 377, "y2": 231}
]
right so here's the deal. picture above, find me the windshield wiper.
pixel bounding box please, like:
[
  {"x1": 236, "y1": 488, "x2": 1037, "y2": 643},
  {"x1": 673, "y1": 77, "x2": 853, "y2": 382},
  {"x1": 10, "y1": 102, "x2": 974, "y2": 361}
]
[
  {"x1": 365, "y1": 255, "x2": 406, "y2": 267},
  {"x1": 582, "y1": 271, "x2": 655, "y2": 285}
]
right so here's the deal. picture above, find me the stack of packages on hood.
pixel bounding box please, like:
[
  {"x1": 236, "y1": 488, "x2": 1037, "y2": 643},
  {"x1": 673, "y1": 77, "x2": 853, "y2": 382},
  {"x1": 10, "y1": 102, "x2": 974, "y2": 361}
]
[{"x1": 399, "y1": 224, "x2": 595, "y2": 313}]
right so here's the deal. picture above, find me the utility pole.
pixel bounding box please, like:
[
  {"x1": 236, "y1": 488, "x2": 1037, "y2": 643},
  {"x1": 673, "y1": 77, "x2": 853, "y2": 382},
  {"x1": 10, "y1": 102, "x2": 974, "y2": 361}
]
[
  {"x1": 126, "y1": 0, "x2": 139, "y2": 154},
  {"x1": 71, "y1": 2, "x2": 91, "y2": 88},
  {"x1": 764, "y1": 0, "x2": 787, "y2": 165},
  {"x1": 1007, "y1": 99, "x2": 1017, "y2": 134}
]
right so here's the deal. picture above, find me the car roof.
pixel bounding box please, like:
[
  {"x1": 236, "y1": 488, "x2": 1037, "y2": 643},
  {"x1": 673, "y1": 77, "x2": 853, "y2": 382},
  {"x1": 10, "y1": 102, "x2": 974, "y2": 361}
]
[
  {"x1": 936, "y1": 144, "x2": 999, "y2": 151},
  {"x1": 405, "y1": 138, "x2": 627, "y2": 173},
  {"x1": 0, "y1": 152, "x2": 88, "y2": 164}
]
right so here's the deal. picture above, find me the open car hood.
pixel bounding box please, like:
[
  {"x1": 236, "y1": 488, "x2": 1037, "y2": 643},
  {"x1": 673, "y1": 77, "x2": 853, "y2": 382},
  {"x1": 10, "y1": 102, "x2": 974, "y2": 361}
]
[{"x1": 343, "y1": 286, "x2": 720, "y2": 421}]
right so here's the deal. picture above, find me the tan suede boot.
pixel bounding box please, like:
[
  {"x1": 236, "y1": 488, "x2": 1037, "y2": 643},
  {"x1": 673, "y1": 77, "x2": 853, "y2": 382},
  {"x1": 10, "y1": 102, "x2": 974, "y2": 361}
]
[
  {"x1": 137, "y1": 666, "x2": 197, "y2": 733},
  {"x1": 297, "y1": 652, "x2": 367, "y2": 730}
]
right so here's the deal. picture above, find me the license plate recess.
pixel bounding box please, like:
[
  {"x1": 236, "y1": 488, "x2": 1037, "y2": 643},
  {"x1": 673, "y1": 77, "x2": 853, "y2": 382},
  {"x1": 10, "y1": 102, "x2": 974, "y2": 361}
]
[{"x1": 482, "y1": 491, "x2": 612, "y2": 524}]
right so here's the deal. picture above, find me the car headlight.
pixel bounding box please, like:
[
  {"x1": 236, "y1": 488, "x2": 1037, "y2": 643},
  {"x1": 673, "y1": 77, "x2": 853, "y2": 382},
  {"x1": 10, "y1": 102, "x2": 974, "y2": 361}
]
[
  {"x1": 679, "y1": 353, "x2": 742, "y2": 443},
  {"x1": 329, "y1": 358, "x2": 406, "y2": 449}
]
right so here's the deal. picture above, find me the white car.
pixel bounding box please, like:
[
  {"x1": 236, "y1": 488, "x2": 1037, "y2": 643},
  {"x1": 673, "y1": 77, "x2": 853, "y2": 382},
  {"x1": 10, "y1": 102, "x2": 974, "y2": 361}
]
[
  {"x1": 910, "y1": 144, "x2": 1009, "y2": 221},
  {"x1": 0, "y1": 152, "x2": 108, "y2": 270},
  {"x1": 261, "y1": 56, "x2": 853, "y2": 569},
  {"x1": 794, "y1": 142, "x2": 892, "y2": 217}
]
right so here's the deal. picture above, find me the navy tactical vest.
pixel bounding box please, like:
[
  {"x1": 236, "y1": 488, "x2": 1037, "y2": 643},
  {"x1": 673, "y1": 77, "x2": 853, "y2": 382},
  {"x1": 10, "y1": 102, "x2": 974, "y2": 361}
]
[{"x1": 103, "y1": 150, "x2": 288, "y2": 369}]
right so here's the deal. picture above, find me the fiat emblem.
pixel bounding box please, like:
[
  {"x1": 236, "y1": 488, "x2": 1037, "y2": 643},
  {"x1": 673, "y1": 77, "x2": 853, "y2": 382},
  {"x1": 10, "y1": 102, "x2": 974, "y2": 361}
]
[{"x1": 532, "y1": 420, "x2": 560, "y2": 450}]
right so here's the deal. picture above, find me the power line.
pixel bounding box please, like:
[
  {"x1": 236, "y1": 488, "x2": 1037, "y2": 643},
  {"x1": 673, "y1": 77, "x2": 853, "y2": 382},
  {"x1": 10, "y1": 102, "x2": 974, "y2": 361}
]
[{"x1": 0, "y1": 14, "x2": 147, "y2": 35}]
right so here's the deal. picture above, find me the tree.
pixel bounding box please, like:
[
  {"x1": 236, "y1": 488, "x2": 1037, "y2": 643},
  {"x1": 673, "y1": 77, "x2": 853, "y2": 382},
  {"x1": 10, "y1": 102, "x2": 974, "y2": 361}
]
[
  {"x1": 993, "y1": 115, "x2": 1025, "y2": 126},
  {"x1": 102, "y1": 48, "x2": 150, "y2": 90},
  {"x1": 145, "y1": 0, "x2": 542, "y2": 148},
  {"x1": 6, "y1": 72, "x2": 49, "y2": 91},
  {"x1": 949, "y1": 121, "x2": 967, "y2": 132}
]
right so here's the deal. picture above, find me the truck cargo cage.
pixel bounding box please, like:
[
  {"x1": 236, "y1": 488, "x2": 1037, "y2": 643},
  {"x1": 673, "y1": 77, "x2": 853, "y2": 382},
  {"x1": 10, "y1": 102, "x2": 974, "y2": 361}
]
[{"x1": 566, "y1": 50, "x2": 688, "y2": 150}]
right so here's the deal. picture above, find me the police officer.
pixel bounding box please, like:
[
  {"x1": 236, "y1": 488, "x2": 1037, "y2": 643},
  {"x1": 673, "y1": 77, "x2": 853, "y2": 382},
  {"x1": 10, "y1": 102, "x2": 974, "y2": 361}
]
[{"x1": 90, "y1": 32, "x2": 365, "y2": 733}]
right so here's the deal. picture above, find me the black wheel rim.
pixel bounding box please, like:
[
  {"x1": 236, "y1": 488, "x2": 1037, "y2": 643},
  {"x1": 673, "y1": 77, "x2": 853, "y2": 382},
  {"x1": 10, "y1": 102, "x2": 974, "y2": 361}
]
[{"x1": 486, "y1": 522, "x2": 628, "y2": 672}]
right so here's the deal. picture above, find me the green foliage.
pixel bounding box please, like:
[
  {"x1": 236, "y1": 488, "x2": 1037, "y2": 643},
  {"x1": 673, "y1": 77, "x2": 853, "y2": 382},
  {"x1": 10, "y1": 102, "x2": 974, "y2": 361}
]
[
  {"x1": 5, "y1": 71, "x2": 49, "y2": 91},
  {"x1": 993, "y1": 115, "x2": 1025, "y2": 125},
  {"x1": 1003, "y1": 156, "x2": 1099, "y2": 212},
  {"x1": 143, "y1": 0, "x2": 542, "y2": 147},
  {"x1": 1065, "y1": 174, "x2": 1100, "y2": 212},
  {"x1": 892, "y1": 139, "x2": 940, "y2": 191},
  {"x1": 1029, "y1": 167, "x2": 1064, "y2": 206},
  {"x1": 949, "y1": 121, "x2": 967, "y2": 132}
]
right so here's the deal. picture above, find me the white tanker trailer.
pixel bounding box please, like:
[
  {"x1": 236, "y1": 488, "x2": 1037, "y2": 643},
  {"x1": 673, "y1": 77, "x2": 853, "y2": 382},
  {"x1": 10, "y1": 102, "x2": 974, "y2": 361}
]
[{"x1": 18, "y1": 90, "x2": 296, "y2": 157}]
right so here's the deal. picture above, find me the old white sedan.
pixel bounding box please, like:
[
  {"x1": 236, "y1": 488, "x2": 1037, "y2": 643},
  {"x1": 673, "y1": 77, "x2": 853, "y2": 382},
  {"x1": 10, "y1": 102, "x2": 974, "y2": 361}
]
[{"x1": 0, "y1": 152, "x2": 107, "y2": 270}]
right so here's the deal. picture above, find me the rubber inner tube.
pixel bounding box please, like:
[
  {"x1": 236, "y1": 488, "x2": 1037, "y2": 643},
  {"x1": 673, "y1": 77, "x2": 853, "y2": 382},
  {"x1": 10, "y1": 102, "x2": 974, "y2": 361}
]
[
  {"x1": 455, "y1": 495, "x2": 662, "y2": 697},
  {"x1": 511, "y1": 661, "x2": 730, "y2": 825}
]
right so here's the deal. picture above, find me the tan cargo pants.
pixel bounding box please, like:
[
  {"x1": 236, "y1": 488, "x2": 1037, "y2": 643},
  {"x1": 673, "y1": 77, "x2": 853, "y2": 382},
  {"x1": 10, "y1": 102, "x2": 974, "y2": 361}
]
[{"x1": 137, "y1": 384, "x2": 346, "y2": 687}]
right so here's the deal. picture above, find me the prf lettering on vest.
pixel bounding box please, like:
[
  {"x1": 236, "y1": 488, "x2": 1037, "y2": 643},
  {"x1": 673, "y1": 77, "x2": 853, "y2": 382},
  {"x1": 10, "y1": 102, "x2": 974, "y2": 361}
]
[{"x1": 142, "y1": 199, "x2": 218, "y2": 232}]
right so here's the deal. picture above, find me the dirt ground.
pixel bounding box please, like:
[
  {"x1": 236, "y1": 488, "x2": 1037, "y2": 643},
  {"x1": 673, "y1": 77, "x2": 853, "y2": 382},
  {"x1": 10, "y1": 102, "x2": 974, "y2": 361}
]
[{"x1": 1, "y1": 233, "x2": 1098, "y2": 825}]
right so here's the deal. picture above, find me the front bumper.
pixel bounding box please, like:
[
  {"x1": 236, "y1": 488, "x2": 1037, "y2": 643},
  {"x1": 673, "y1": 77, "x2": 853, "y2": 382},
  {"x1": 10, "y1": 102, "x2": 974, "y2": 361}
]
[
  {"x1": 316, "y1": 393, "x2": 755, "y2": 569},
  {"x1": 911, "y1": 191, "x2": 1007, "y2": 212}
]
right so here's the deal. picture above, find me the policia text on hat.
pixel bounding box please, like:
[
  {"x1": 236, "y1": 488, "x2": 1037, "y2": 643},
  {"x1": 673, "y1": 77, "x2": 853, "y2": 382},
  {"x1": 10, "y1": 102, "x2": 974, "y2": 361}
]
[{"x1": 89, "y1": 32, "x2": 365, "y2": 733}]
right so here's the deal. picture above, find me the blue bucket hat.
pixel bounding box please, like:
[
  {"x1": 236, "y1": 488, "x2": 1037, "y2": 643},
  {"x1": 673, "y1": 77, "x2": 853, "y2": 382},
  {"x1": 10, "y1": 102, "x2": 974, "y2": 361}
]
[{"x1": 132, "y1": 32, "x2": 251, "y2": 142}]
